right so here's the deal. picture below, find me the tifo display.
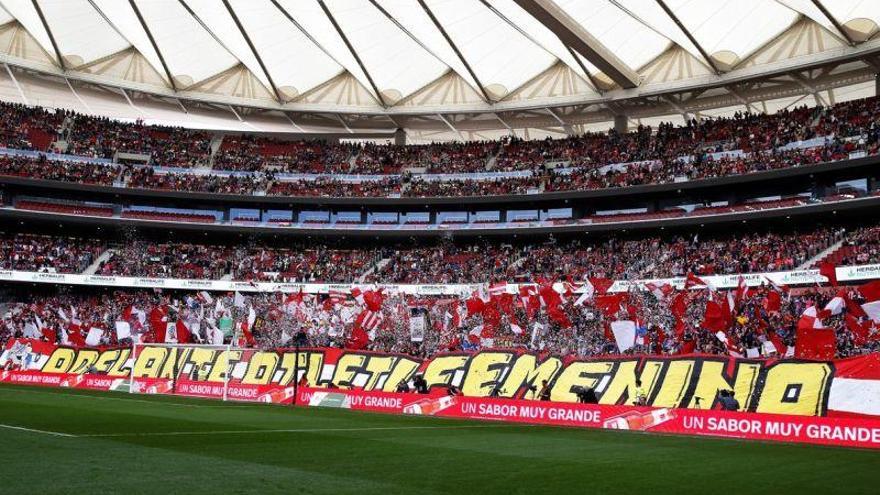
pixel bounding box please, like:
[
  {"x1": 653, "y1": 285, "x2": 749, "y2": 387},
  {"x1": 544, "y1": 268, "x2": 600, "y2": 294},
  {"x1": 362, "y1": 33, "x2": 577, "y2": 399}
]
[{"x1": 3, "y1": 341, "x2": 880, "y2": 449}]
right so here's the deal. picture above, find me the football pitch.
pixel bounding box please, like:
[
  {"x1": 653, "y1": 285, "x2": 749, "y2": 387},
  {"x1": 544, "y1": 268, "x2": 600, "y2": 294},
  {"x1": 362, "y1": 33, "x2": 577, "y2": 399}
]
[{"x1": 0, "y1": 385, "x2": 876, "y2": 495}]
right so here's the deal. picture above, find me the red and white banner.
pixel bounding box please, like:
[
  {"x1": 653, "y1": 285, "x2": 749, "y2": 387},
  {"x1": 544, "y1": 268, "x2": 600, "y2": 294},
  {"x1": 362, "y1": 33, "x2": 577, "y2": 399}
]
[
  {"x1": 3, "y1": 339, "x2": 880, "y2": 449},
  {"x1": 296, "y1": 387, "x2": 880, "y2": 449}
]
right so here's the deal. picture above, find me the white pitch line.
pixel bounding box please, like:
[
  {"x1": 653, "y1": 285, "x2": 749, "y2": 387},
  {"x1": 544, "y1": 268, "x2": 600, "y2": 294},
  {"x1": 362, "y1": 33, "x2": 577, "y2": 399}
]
[
  {"x1": 79, "y1": 424, "x2": 518, "y2": 438},
  {"x1": 0, "y1": 387, "x2": 258, "y2": 408},
  {"x1": 0, "y1": 423, "x2": 76, "y2": 438}
]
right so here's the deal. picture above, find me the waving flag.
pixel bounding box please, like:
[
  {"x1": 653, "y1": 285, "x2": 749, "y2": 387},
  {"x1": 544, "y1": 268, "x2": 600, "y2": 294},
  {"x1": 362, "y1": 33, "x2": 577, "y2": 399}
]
[
  {"x1": 795, "y1": 306, "x2": 836, "y2": 360},
  {"x1": 610, "y1": 320, "x2": 636, "y2": 352},
  {"x1": 819, "y1": 261, "x2": 837, "y2": 286}
]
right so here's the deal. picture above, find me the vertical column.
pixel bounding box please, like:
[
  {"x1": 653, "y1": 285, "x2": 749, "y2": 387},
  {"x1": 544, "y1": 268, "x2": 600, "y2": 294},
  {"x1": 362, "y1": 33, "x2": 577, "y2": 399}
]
[
  {"x1": 614, "y1": 114, "x2": 628, "y2": 134},
  {"x1": 394, "y1": 128, "x2": 406, "y2": 146}
]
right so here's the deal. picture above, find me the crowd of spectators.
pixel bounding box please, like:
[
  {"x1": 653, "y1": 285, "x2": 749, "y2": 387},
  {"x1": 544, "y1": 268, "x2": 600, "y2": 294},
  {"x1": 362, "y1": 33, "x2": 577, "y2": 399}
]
[
  {"x1": 213, "y1": 135, "x2": 355, "y2": 173},
  {"x1": 94, "y1": 241, "x2": 387, "y2": 284},
  {"x1": 821, "y1": 225, "x2": 880, "y2": 267},
  {"x1": 5, "y1": 223, "x2": 863, "y2": 284},
  {"x1": 267, "y1": 177, "x2": 401, "y2": 197},
  {"x1": 354, "y1": 141, "x2": 499, "y2": 174},
  {"x1": 367, "y1": 228, "x2": 843, "y2": 284},
  {"x1": 2, "y1": 281, "x2": 877, "y2": 362},
  {"x1": 2, "y1": 96, "x2": 880, "y2": 198},
  {"x1": 0, "y1": 233, "x2": 104, "y2": 273},
  {"x1": 0, "y1": 101, "x2": 65, "y2": 150},
  {"x1": 126, "y1": 167, "x2": 269, "y2": 195},
  {"x1": 66, "y1": 116, "x2": 212, "y2": 167},
  {"x1": 0, "y1": 155, "x2": 119, "y2": 185},
  {"x1": 406, "y1": 176, "x2": 542, "y2": 197}
]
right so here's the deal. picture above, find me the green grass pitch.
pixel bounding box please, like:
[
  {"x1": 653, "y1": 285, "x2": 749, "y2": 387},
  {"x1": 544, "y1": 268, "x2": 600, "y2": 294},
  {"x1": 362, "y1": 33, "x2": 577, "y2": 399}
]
[{"x1": 0, "y1": 384, "x2": 877, "y2": 494}]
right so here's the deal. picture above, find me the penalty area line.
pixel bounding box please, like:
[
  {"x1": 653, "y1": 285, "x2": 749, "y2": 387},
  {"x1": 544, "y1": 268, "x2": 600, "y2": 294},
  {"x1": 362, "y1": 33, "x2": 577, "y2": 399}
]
[
  {"x1": 80, "y1": 424, "x2": 522, "y2": 438},
  {"x1": 0, "y1": 423, "x2": 77, "y2": 438}
]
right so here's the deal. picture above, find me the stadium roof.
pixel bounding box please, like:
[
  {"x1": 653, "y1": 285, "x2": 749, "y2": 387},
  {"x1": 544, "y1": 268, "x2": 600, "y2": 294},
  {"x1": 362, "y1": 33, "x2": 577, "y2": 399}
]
[{"x1": 1, "y1": 0, "x2": 880, "y2": 140}]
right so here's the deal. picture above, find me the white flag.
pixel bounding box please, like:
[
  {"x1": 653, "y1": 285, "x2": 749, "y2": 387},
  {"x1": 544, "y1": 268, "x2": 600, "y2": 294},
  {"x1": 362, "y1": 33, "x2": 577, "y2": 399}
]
[
  {"x1": 115, "y1": 321, "x2": 131, "y2": 340},
  {"x1": 611, "y1": 320, "x2": 636, "y2": 352},
  {"x1": 85, "y1": 327, "x2": 104, "y2": 346},
  {"x1": 234, "y1": 292, "x2": 246, "y2": 308}
]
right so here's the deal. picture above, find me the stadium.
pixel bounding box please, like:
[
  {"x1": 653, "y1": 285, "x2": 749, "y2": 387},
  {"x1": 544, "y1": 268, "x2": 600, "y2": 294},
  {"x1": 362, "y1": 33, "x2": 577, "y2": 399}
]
[{"x1": 1, "y1": 0, "x2": 880, "y2": 493}]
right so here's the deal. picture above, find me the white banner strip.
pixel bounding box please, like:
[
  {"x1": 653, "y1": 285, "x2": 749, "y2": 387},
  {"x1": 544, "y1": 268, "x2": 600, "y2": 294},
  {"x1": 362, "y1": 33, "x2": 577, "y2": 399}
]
[{"x1": 1, "y1": 264, "x2": 879, "y2": 295}]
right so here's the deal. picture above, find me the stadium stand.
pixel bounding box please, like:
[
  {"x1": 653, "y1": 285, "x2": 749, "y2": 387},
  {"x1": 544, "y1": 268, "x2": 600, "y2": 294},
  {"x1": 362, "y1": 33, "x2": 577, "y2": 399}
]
[{"x1": 0, "y1": 97, "x2": 877, "y2": 199}]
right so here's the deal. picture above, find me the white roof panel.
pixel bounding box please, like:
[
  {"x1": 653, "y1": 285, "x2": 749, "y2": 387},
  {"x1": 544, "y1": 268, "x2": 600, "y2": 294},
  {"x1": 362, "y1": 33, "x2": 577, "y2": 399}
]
[
  {"x1": 275, "y1": 0, "x2": 379, "y2": 101},
  {"x1": 0, "y1": 0, "x2": 873, "y2": 116},
  {"x1": 179, "y1": 0, "x2": 271, "y2": 91},
  {"x1": 824, "y1": 0, "x2": 880, "y2": 26},
  {"x1": 1, "y1": 0, "x2": 56, "y2": 61},
  {"x1": 665, "y1": 0, "x2": 799, "y2": 61},
  {"x1": 132, "y1": 0, "x2": 239, "y2": 86},
  {"x1": 228, "y1": 0, "x2": 342, "y2": 98},
  {"x1": 37, "y1": 0, "x2": 129, "y2": 67},
  {"x1": 375, "y1": 0, "x2": 483, "y2": 93},
  {"x1": 422, "y1": 0, "x2": 556, "y2": 98},
  {"x1": 555, "y1": 0, "x2": 672, "y2": 70},
  {"x1": 323, "y1": 0, "x2": 449, "y2": 101}
]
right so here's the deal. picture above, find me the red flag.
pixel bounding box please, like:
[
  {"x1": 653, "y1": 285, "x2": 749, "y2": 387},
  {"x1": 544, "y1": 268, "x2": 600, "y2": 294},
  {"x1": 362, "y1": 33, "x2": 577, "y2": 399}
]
[
  {"x1": 685, "y1": 272, "x2": 709, "y2": 289},
  {"x1": 670, "y1": 292, "x2": 688, "y2": 319},
  {"x1": 795, "y1": 307, "x2": 835, "y2": 360},
  {"x1": 818, "y1": 261, "x2": 837, "y2": 287},
  {"x1": 595, "y1": 293, "x2": 626, "y2": 317},
  {"x1": 765, "y1": 290, "x2": 781, "y2": 313},
  {"x1": 703, "y1": 296, "x2": 733, "y2": 333},
  {"x1": 859, "y1": 280, "x2": 880, "y2": 302},
  {"x1": 768, "y1": 330, "x2": 787, "y2": 356},
  {"x1": 494, "y1": 293, "x2": 515, "y2": 316},
  {"x1": 547, "y1": 305, "x2": 572, "y2": 328},
  {"x1": 175, "y1": 320, "x2": 191, "y2": 344},
  {"x1": 363, "y1": 289, "x2": 384, "y2": 312},
  {"x1": 355, "y1": 310, "x2": 382, "y2": 332},
  {"x1": 538, "y1": 282, "x2": 562, "y2": 308},
  {"x1": 679, "y1": 338, "x2": 696, "y2": 355},
  {"x1": 734, "y1": 276, "x2": 747, "y2": 309},
  {"x1": 847, "y1": 297, "x2": 868, "y2": 319},
  {"x1": 67, "y1": 328, "x2": 86, "y2": 347},
  {"x1": 149, "y1": 306, "x2": 168, "y2": 343},
  {"x1": 588, "y1": 277, "x2": 614, "y2": 296},
  {"x1": 347, "y1": 325, "x2": 370, "y2": 350},
  {"x1": 465, "y1": 295, "x2": 485, "y2": 317},
  {"x1": 846, "y1": 314, "x2": 871, "y2": 345}
]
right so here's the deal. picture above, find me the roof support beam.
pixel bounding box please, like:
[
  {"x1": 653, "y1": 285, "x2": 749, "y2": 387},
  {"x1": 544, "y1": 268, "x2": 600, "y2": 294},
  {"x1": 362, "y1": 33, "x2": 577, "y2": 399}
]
[
  {"x1": 4, "y1": 63, "x2": 28, "y2": 105},
  {"x1": 316, "y1": 0, "x2": 387, "y2": 108},
  {"x1": 544, "y1": 107, "x2": 573, "y2": 134},
  {"x1": 437, "y1": 113, "x2": 464, "y2": 140},
  {"x1": 30, "y1": 0, "x2": 65, "y2": 70},
  {"x1": 221, "y1": 0, "x2": 284, "y2": 104},
  {"x1": 726, "y1": 85, "x2": 761, "y2": 113},
  {"x1": 127, "y1": 0, "x2": 178, "y2": 91},
  {"x1": 513, "y1": 0, "x2": 639, "y2": 88},
  {"x1": 654, "y1": 0, "x2": 719, "y2": 74},
  {"x1": 282, "y1": 112, "x2": 305, "y2": 132},
  {"x1": 65, "y1": 77, "x2": 93, "y2": 113},
  {"x1": 791, "y1": 71, "x2": 828, "y2": 106},
  {"x1": 335, "y1": 114, "x2": 354, "y2": 134},
  {"x1": 810, "y1": 0, "x2": 855, "y2": 46},
  {"x1": 227, "y1": 105, "x2": 243, "y2": 122},
  {"x1": 494, "y1": 112, "x2": 512, "y2": 131},
  {"x1": 566, "y1": 45, "x2": 602, "y2": 93},
  {"x1": 417, "y1": 0, "x2": 493, "y2": 103},
  {"x1": 663, "y1": 94, "x2": 696, "y2": 121}
]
